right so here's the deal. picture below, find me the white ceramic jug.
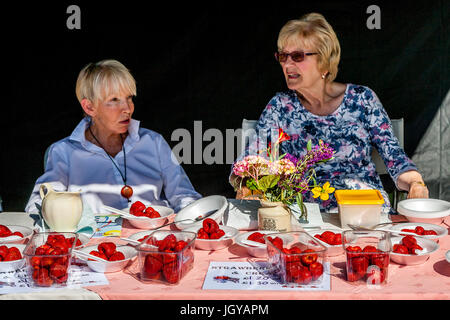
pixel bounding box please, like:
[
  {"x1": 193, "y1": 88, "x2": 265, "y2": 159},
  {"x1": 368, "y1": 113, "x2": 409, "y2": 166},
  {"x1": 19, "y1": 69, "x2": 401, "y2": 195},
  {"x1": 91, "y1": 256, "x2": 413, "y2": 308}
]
[{"x1": 39, "y1": 183, "x2": 83, "y2": 232}]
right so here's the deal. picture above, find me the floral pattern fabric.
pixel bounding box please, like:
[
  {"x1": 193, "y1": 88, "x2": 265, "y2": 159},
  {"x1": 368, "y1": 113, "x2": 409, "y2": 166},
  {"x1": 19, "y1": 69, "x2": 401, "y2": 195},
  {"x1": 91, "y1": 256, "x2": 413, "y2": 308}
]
[{"x1": 241, "y1": 84, "x2": 418, "y2": 213}]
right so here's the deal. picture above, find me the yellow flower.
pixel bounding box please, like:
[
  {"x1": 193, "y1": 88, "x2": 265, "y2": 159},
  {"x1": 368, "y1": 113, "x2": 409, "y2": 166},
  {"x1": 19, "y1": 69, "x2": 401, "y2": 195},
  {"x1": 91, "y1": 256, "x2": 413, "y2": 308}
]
[{"x1": 312, "y1": 182, "x2": 335, "y2": 201}]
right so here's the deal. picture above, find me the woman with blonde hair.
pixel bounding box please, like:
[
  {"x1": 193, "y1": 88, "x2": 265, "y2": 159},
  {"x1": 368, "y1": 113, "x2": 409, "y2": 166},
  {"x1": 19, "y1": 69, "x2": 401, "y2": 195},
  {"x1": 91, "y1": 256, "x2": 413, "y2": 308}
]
[
  {"x1": 232, "y1": 13, "x2": 428, "y2": 213},
  {"x1": 26, "y1": 59, "x2": 201, "y2": 217}
]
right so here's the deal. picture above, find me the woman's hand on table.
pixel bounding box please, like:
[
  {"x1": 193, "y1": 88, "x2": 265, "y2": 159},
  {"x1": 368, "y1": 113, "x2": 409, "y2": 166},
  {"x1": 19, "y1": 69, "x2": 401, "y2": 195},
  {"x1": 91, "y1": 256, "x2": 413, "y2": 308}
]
[{"x1": 407, "y1": 182, "x2": 429, "y2": 199}]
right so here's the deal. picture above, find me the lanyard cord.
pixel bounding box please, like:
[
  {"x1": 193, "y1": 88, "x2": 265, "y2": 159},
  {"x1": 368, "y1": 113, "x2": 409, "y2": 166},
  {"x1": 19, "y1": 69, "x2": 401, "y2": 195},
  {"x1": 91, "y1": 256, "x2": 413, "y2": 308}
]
[{"x1": 88, "y1": 124, "x2": 127, "y2": 185}]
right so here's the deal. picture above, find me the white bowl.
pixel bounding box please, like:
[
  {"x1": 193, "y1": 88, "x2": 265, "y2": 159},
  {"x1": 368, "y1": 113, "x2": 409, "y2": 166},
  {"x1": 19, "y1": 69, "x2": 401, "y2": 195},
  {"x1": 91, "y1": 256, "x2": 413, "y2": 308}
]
[
  {"x1": 0, "y1": 225, "x2": 33, "y2": 244},
  {"x1": 122, "y1": 205, "x2": 175, "y2": 229},
  {"x1": 0, "y1": 244, "x2": 26, "y2": 272},
  {"x1": 77, "y1": 244, "x2": 137, "y2": 273},
  {"x1": 397, "y1": 198, "x2": 450, "y2": 224},
  {"x1": 127, "y1": 230, "x2": 155, "y2": 244},
  {"x1": 446, "y1": 250, "x2": 450, "y2": 263},
  {"x1": 306, "y1": 229, "x2": 344, "y2": 257},
  {"x1": 390, "y1": 235, "x2": 439, "y2": 265},
  {"x1": 388, "y1": 222, "x2": 447, "y2": 242},
  {"x1": 235, "y1": 230, "x2": 279, "y2": 258},
  {"x1": 184, "y1": 225, "x2": 239, "y2": 251},
  {"x1": 175, "y1": 195, "x2": 227, "y2": 230}
]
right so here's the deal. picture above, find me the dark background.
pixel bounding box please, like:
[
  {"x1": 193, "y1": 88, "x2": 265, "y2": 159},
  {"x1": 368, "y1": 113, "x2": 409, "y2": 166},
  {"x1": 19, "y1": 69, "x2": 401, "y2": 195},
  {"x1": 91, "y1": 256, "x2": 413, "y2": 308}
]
[{"x1": 2, "y1": 0, "x2": 449, "y2": 211}]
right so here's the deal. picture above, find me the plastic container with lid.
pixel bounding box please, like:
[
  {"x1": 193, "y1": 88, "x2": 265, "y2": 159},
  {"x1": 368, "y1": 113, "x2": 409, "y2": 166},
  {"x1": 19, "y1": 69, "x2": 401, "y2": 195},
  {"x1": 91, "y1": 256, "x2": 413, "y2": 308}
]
[{"x1": 335, "y1": 190, "x2": 384, "y2": 229}]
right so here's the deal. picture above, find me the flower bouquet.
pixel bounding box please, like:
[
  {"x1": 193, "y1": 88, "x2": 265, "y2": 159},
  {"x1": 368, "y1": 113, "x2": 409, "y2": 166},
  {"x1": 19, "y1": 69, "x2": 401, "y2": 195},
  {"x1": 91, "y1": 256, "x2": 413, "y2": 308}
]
[{"x1": 232, "y1": 129, "x2": 335, "y2": 222}]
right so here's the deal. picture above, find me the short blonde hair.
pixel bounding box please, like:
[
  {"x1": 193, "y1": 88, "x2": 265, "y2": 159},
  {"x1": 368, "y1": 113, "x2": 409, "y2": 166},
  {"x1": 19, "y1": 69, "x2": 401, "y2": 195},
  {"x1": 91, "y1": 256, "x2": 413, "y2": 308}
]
[
  {"x1": 75, "y1": 59, "x2": 137, "y2": 104},
  {"x1": 277, "y1": 13, "x2": 341, "y2": 82}
]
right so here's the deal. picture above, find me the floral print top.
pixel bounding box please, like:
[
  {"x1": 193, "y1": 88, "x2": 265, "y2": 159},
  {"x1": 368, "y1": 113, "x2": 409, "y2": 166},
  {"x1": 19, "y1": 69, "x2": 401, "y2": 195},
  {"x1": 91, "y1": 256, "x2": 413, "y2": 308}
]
[{"x1": 243, "y1": 84, "x2": 417, "y2": 213}]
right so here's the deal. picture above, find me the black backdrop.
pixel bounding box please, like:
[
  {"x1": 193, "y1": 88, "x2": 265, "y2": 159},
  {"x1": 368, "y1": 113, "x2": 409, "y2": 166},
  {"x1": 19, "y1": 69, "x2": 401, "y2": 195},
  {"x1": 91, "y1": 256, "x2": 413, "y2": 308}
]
[{"x1": 2, "y1": 0, "x2": 449, "y2": 211}]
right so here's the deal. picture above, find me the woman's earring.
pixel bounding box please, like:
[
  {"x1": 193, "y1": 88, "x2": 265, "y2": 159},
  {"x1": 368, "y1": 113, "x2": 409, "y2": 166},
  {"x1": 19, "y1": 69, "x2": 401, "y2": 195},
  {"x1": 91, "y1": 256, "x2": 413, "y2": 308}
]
[{"x1": 321, "y1": 73, "x2": 326, "y2": 79}]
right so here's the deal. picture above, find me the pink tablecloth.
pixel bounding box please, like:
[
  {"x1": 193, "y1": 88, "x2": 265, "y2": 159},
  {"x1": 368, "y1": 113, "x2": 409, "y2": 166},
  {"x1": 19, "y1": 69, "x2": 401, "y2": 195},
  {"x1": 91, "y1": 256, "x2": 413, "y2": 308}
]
[{"x1": 85, "y1": 216, "x2": 450, "y2": 300}]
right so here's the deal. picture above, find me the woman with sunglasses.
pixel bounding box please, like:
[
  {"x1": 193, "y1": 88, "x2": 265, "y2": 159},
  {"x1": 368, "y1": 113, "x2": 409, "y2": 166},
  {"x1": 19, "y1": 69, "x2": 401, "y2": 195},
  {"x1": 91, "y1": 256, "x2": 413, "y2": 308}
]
[
  {"x1": 231, "y1": 13, "x2": 428, "y2": 213},
  {"x1": 25, "y1": 59, "x2": 201, "y2": 218}
]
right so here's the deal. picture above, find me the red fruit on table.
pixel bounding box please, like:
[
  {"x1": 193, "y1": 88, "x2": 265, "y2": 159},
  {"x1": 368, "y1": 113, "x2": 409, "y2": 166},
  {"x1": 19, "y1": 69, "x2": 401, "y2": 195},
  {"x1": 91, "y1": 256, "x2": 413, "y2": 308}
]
[
  {"x1": 320, "y1": 231, "x2": 335, "y2": 245},
  {"x1": 33, "y1": 268, "x2": 53, "y2": 287},
  {"x1": 371, "y1": 253, "x2": 389, "y2": 269},
  {"x1": 163, "y1": 261, "x2": 180, "y2": 284},
  {"x1": 346, "y1": 245, "x2": 362, "y2": 259},
  {"x1": 130, "y1": 201, "x2": 146, "y2": 216},
  {"x1": 414, "y1": 226, "x2": 425, "y2": 235},
  {"x1": 286, "y1": 262, "x2": 304, "y2": 282},
  {"x1": 351, "y1": 256, "x2": 369, "y2": 277},
  {"x1": 309, "y1": 262, "x2": 324, "y2": 281},
  {"x1": 401, "y1": 235, "x2": 417, "y2": 248},
  {"x1": 89, "y1": 250, "x2": 108, "y2": 261},
  {"x1": 332, "y1": 233, "x2": 342, "y2": 245},
  {"x1": 295, "y1": 268, "x2": 313, "y2": 285},
  {"x1": 0, "y1": 225, "x2": 12, "y2": 237},
  {"x1": 49, "y1": 263, "x2": 67, "y2": 279},
  {"x1": 98, "y1": 242, "x2": 117, "y2": 259},
  {"x1": 301, "y1": 249, "x2": 318, "y2": 266},
  {"x1": 3, "y1": 247, "x2": 22, "y2": 261},
  {"x1": 362, "y1": 245, "x2": 378, "y2": 254},
  {"x1": 393, "y1": 244, "x2": 409, "y2": 254},
  {"x1": 144, "y1": 254, "x2": 163, "y2": 276},
  {"x1": 202, "y1": 218, "x2": 219, "y2": 234},
  {"x1": 162, "y1": 250, "x2": 177, "y2": 264},
  {"x1": 209, "y1": 229, "x2": 225, "y2": 239},
  {"x1": 197, "y1": 228, "x2": 209, "y2": 239},
  {"x1": 0, "y1": 245, "x2": 8, "y2": 259},
  {"x1": 267, "y1": 236, "x2": 283, "y2": 250},
  {"x1": 174, "y1": 240, "x2": 188, "y2": 252},
  {"x1": 109, "y1": 251, "x2": 126, "y2": 261},
  {"x1": 248, "y1": 232, "x2": 265, "y2": 243}
]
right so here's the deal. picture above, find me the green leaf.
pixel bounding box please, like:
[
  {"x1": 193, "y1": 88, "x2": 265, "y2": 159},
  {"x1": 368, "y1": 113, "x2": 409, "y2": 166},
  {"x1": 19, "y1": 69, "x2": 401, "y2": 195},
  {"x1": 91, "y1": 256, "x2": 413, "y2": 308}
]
[
  {"x1": 306, "y1": 140, "x2": 312, "y2": 152},
  {"x1": 257, "y1": 175, "x2": 280, "y2": 192},
  {"x1": 246, "y1": 179, "x2": 259, "y2": 191}
]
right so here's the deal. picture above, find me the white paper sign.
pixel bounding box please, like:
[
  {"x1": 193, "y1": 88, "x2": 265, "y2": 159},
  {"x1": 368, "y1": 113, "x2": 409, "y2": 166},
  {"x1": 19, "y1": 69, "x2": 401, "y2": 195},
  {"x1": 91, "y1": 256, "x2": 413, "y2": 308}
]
[
  {"x1": 202, "y1": 261, "x2": 330, "y2": 291},
  {"x1": 0, "y1": 264, "x2": 109, "y2": 294}
]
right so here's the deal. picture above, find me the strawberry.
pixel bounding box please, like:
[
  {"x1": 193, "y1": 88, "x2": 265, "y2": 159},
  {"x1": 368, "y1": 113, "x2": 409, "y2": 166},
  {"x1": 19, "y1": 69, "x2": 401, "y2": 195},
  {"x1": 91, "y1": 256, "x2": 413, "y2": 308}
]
[
  {"x1": 3, "y1": 247, "x2": 22, "y2": 261},
  {"x1": 108, "y1": 251, "x2": 125, "y2": 261},
  {"x1": 0, "y1": 245, "x2": 8, "y2": 259},
  {"x1": 98, "y1": 242, "x2": 116, "y2": 259}
]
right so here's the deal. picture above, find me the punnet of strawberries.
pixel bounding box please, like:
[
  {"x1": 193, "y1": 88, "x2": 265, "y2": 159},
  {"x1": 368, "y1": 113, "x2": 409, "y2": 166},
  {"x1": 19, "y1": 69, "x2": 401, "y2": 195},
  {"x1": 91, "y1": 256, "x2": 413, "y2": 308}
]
[
  {"x1": 140, "y1": 232, "x2": 194, "y2": 284},
  {"x1": 27, "y1": 233, "x2": 79, "y2": 287},
  {"x1": 266, "y1": 235, "x2": 325, "y2": 285}
]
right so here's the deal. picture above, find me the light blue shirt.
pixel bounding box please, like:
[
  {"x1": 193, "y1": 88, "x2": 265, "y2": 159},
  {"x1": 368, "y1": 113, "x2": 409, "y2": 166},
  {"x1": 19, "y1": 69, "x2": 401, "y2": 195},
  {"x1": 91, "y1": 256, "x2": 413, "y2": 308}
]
[{"x1": 25, "y1": 117, "x2": 202, "y2": 214}]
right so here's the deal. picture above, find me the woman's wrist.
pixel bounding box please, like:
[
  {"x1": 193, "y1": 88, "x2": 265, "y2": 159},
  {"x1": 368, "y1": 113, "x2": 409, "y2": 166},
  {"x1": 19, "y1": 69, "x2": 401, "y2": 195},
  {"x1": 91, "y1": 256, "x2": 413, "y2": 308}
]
[{"x1": 409, "y1": 180, "x2": 426, "y2": 189}]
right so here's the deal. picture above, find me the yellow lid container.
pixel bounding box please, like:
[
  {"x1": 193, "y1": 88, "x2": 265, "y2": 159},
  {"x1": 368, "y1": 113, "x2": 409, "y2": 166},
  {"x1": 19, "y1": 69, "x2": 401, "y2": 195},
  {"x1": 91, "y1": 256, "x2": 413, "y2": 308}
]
[
  {"x1": 335, "y1": 190, "x2": 384, "y2": 228},
  {"x1": 335, "y1": 189, "x2": 384, "y2": 205}
]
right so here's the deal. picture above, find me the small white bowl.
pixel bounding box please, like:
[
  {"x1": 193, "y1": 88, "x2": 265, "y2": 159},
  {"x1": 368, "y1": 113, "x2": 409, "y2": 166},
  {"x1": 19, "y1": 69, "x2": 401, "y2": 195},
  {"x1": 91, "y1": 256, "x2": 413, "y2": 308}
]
[
  {"x1": 127, "y1": 230, "x2": 154, "y2": 244},
  {"x1": 397, "y1": 198, "x2": 450, "y2": 224},
  {"x1": 306, "y1": 229, "x2": 344, "y2": 257},
  {"x1": 175, "y1": 195, "x2": 227, "y2": 230},
  {"x1": 184, "y1": 225, "x2": 239, "y2": 251},
  {"x1": 390, "y1": 235, "x2": 439, "y2": 265},
  {"x1": 0, "y1": 225, "x2": 33, "y2": 244},
  {"x1": 388, "y1": 222, "x2": 447, "y2": 242},
  {"x1": 235, "y1": 230, "x2": 279, "y2": 258},
  {"x1": 77, "y1": 244, "x2": 137, "y2": 273},
  {"x1": 122, "y1": 205, "x2": 175, "y2": 229},
  {"x1": 0, "y1": 244, "x2": 26, "y2": 272}
]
